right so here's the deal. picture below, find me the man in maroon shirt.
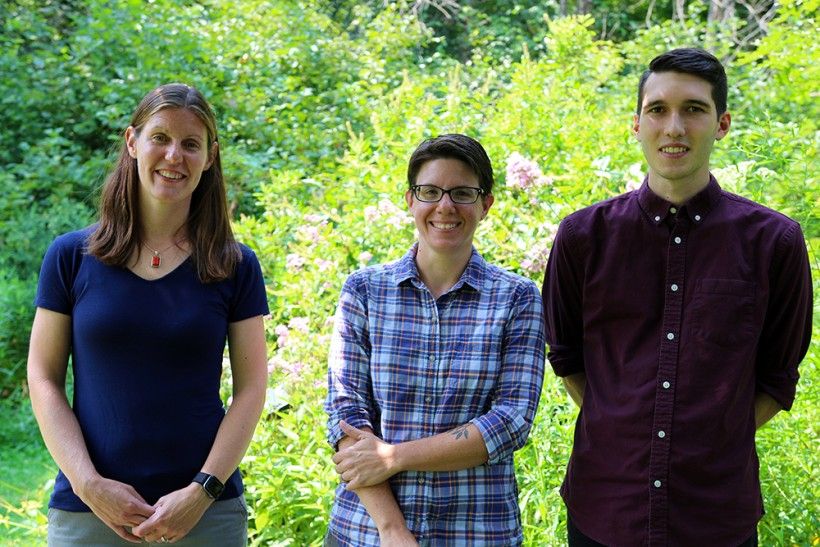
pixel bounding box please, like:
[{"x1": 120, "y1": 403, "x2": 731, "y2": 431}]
[{"x1": 542, "y1": 48, "x2": 812, "y2": 546}]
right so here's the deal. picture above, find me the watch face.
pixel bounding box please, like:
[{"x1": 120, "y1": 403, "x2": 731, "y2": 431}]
[{"x1": 203, "y1": 476, "x2": 224, "y2": 498}]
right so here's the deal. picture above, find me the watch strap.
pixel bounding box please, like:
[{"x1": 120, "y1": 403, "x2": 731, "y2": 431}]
[{"x1": 192, "y1": 472, "x2": 225, "y2": 499}]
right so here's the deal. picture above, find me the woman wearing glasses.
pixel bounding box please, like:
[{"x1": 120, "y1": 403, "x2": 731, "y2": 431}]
[{"x1": 325, "y1": 134, "x2": 546, "y2": 546}]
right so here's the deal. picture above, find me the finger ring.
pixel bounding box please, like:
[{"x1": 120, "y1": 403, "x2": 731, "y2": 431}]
[{"x1": 160, "y1": 537, "x2": 169, "y2": 544}]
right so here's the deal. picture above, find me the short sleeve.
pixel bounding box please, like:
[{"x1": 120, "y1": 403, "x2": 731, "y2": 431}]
[
  {"x1": 35, "y1": 231, "x2": 86, "y2": 315},
  {"x1": 229, "y1": 245, "x2": 269, "y2": 322}
]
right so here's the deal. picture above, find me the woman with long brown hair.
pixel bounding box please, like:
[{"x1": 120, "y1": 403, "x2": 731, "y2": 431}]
[{"x1": 28, "y1": 84, "x2": 268, "y2": 545}]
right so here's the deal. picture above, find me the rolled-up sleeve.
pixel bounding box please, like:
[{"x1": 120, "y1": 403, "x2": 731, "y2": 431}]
[
  {"x1": 754, "y1": 223, "x2": 813, "y2": 411},
  {"x1": 471, "y1": 281, "x2": 546, "y2": 464},
  {"x1": 542, "y1": 217, "x2": 586, "y2": 377},
  {"x1": 325, "y1": 273, "x2": 376, "y2": 449}
]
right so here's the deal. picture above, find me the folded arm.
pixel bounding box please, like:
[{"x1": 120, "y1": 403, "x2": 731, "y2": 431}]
[{"x1": 332, "y1": 282, "x2": 545, "y2": 489}]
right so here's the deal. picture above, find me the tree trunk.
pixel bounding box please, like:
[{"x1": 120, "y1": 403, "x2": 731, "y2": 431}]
[
  {"x1": 709, "y1": 0, "x2": 736, "y2": 23},
  {"x1": 673, "y1": 0, "x2": 686, "y2": 22},
  {"x1": 577, "y1": 0, "x2": 592, "y2": 14}
]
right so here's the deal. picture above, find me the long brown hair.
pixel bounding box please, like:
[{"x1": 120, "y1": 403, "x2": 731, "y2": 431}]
[{"x1": 87, "y1": 83, "x2": 240, "y2": 282}]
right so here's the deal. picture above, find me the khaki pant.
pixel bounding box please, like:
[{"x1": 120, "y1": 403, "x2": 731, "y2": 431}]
[{"x1": 48, "y1": 496, "x2": 248, "y2": 546}]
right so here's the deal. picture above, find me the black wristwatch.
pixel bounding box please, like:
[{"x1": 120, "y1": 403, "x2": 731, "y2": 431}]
[{"x1": 192, "y1": 472, "x2": 225, "y2": 500}]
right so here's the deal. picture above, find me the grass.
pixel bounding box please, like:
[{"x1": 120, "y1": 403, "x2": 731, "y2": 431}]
[{"x1": 0, "y1": 390, "x2": 54, "y2": 544}]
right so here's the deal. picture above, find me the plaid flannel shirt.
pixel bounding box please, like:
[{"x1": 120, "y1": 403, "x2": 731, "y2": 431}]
[{"x1": 325, "y1": 245, "x2": 545, "y2": 546}]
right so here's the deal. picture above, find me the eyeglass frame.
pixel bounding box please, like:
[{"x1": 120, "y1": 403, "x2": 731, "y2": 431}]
[{"x1": 410, "y1": 184, "x2": 486, "y2": 204}]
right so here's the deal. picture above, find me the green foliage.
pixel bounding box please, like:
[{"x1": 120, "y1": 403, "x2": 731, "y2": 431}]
[
  {"x1": 0, "y1": 273, "x2": 36, "y2": 395},
  {"x1": 1, "y1": 0, "x2": 818, "y2": 545},
  {"x1": 0, "y1": 390, "x2": 53, "y2": 542}
]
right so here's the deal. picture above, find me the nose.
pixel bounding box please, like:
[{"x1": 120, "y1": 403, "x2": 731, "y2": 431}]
[
  {"x1": 165, "y1": 142, "x2": 182, "y2": 163},
  {"x1": 664, "y1": 112, "x2": 685, "y2": 137},
  {"x1": 435, "y1": 192, "x2": 457, "y2": 211}
]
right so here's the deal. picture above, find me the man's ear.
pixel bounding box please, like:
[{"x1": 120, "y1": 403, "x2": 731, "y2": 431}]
[
  {"x1": 405, "y1": 189, "x2": 413, "y2": 208},
  {"x1": 632, "y1": 113, "x2": 641, "y2": 139},
  {"x1": 716, "y1": 111, "x2": 731, "y2": 141}
]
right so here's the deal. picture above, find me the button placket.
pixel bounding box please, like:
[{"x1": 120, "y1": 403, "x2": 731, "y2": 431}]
[{"x1": 647, "y1": 217, "x2": 690, "y2": 544}]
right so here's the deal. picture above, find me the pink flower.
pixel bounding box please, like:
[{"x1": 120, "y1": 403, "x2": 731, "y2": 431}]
[
  {"x1": 282, "y1": 361, "x2": 305, "y2": 376},
  {"x1": 275, "y1": 324, "x2": 290, "y2": 347},
  {"x1": 521, "y1": 244, "x2": 551, "y2": 274},
  {"x1": 297, "y1": 224, "x2": 321, "y2": 242},
  {"x1": 506, "y1": 152, "x2": 552, "y2": 190},
  {"x1": 625, "y1": 162, "x2": 644, "y2": 192},
  {"x1": 364, "y1": 206, "x2": 379, "y2": 223},
  {"x1": 288, "y1": 316, "x2": 310, "y2": 333},
  {"x1": 286, "y1": 253, "x2": 305, "y2": 271},
  {"x1": 358, "y1": 251, "x2": 373, "y2": 264},
  {"x1": 304, "y1": 214, "x2": 325, "y2": 223},
  {"x1": 315, "y1": 258, "x2": 333, "y2": 272}
]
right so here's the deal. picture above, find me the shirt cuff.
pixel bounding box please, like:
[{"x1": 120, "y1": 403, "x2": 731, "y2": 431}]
[
  {"x1": 327, "y1": 411, "x2": 373, "y2": 450},
  {"x1": 471, "y1": 407, "x2": 529, "y2": 465},
  {"x1": 547, "y1": 344, "x2": 585, "y2": 377}
]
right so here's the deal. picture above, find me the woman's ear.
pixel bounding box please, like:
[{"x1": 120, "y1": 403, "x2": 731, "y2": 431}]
[{"x1": 125, "y1": 126, "x2": 138, "y2": 159}]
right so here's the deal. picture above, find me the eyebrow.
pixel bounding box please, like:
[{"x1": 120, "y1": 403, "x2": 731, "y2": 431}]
[
  {"x1": 148, "y1": 126, "x2": 205, "y2": 141},
  {"x1": 643, "y1": 99, "x2": 713, "y2": 111}
]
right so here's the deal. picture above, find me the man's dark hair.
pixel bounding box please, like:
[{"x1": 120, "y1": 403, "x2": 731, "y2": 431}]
[
  {"x1": 637, "y1": 48, "x2": 727, "y2": 118},
  {"x1": 407, "y1": 134, "x2": 494, "y2": 196}
]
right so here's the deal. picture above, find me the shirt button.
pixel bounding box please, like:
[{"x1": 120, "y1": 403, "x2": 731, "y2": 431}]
[
  {"x1": 674, "y1": 236, "x2": 682, "y2": 244},
  {"x1": 654, "y1": 480, "x2": 662, "y2": 488},
  {"x1": 667, "y1": 332, "x2": 675, "y2": 340},
  {"x1": 425, "y1": 396, "x2": 432, "y2": 403},
  {"x1": 662, "y1": 381, "x2": 671, "y2": 389},
  {"x1": 670, "y1": 284, "x2": 679, "y2": 292},
  {"x1": 670, "y1": 207, "x2": 677, "y2": 214},
  {"x1": 654, "y1": 215, "x2": 661, "y2": 222},
  {"x1": 428, "y1": 355, "x2": 435, "y2": 363},
  {"x1": 418, "y1": 477, "x2": 425, "y2": 485},
  {"x1": 694, "y1": 214, "x2": 702, "y2": 221},
  {"x1": 658, "y1": 430, "x2": 666, "y2": 438}
]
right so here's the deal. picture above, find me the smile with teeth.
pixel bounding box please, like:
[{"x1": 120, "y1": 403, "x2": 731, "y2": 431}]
[
  {"x1": 660, "y1": 146, "x2": 689, "y2": 154},
  {"x1": 157, "y1": 169, "x2": 185, "y2": 180},
  {"x1": 430, "y1": 221, "x2": 459, "y2": 230}
]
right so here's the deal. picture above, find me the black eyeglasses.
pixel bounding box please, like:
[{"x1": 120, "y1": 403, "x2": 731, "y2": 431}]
[{"x1": 411, "y1": 184, "x2": 485, "y2": 204}]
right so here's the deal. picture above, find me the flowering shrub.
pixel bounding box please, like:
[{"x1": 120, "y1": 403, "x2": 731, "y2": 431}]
[{"x1": 235, "y1": 12, "x2": 818, "y2": 546}]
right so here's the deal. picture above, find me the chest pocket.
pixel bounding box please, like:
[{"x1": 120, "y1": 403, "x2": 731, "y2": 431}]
[{"x1": 689, "y1": 278, "x2": 757, "y2": 358}]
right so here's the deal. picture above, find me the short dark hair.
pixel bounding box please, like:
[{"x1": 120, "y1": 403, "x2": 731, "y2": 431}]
[
  {"x1": 637, "y1": 48, "x2": 727, "y2": 118},
  {"x1": 407, "y1": 134, "x2": 494, "y2": 196}
]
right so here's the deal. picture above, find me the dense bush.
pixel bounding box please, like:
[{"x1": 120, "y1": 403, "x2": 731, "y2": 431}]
[{"x1": 1, "y1": 0, "x2": 817, "y2": 544}]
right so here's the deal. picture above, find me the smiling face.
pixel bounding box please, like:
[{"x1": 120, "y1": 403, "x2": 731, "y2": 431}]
[
  {"x1": 126, "y1": 107, "x2": 214, "y2": 210},
  {"x1": 405, "y1": 158, "x2": 493, "y2": 261},
  {"x1": 633, "y1": 71, "x2": 731, "y2": 198}
]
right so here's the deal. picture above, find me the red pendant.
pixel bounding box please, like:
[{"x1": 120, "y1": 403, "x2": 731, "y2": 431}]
[{"x1": 151, "y1": 254, "x2": 161, "y2": 268}]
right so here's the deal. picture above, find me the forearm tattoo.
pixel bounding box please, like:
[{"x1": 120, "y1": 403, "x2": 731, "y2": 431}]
[{"x1": 451, "y1": 425, "x2": 470, "y2": 440}]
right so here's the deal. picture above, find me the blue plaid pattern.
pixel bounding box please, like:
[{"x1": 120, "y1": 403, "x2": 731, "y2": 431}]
[{"x1": 325, "y1": 245, "x2": 546, "y2": 546}]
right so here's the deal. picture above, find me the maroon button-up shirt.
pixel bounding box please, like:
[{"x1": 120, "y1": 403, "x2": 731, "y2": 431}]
[{"x1": 542, "y1": 176, "x2": 812, "y2": 546}]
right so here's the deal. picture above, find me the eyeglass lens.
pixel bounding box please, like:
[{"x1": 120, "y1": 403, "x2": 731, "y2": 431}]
[{"x1": 414, "y1": 185, "x2": 481, "y2": 203}]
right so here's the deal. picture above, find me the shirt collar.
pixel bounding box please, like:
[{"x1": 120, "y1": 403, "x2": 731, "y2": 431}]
[
  {"x1": 637, "y1": 174, "x2": 723, "y2": 226},
  {"x1": 392, "y1": 243, "x2": 486, "y2": 293}
]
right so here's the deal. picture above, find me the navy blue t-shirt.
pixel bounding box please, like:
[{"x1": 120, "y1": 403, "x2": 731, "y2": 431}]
[{"x1": 35, "y1": 227, "x2": 269, "y2": 511}]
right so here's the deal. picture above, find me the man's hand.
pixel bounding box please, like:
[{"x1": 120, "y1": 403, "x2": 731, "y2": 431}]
[
  {"x1": 77, "y1": 475, "x2": 155, "y2": 543},
  {"x1": 132, "y1": 483, "x2": 213, "y2": 543},
  {"x1": 332, "y1": 420, "x2": 399, "y2": 490}
]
